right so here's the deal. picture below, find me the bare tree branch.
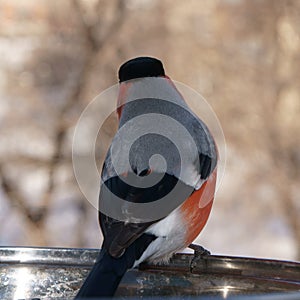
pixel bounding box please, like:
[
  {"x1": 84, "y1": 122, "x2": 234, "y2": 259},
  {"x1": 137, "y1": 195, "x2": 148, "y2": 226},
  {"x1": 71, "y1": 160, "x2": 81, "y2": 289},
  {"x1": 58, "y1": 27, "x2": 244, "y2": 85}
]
[
  {"x1": 32, "y1": 0, "x2": 128, "y2": 245},
  {"x1": 0, "y1": 164, "x2": 46, "y2": 244}
]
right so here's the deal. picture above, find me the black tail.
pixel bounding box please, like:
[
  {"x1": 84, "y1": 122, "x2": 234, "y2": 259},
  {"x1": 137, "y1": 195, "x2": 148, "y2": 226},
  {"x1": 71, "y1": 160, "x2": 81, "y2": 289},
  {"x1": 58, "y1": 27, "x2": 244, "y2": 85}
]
[
  {"x1": 75, "y1": 233, "x2": 156, "y2": 298},
  {"x1": 74, "y1": 249, "x2": 127, "y2": 298}
]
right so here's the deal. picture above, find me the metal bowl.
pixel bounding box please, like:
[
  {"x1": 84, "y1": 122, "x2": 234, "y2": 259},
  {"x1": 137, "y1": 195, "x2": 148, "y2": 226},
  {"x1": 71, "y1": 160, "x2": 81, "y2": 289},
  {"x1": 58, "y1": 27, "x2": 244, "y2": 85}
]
[{"x1": 0, "y1": 247, "x2": 299, "y2": 299}]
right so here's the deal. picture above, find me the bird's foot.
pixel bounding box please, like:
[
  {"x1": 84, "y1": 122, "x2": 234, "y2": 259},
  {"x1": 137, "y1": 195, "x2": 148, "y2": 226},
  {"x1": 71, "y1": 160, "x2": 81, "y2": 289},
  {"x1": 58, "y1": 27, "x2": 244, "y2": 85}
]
[{"x1": 188, "y1": 243, "x2": 210, "y2": 272}]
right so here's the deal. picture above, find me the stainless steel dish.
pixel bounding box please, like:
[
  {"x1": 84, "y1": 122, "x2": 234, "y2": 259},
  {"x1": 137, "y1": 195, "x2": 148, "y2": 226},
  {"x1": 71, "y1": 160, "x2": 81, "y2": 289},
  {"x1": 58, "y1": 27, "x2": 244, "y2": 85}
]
[{"x1": 0, "y1": 247, "x2": 299, "y2": 299}]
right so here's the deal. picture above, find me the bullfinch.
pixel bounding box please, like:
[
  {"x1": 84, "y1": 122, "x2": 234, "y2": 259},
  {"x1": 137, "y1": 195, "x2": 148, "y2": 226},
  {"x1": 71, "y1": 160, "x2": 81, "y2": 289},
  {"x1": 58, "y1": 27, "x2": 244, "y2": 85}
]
[{"x1": 75, "y1": 57, "x2": 218, "y2": 298}]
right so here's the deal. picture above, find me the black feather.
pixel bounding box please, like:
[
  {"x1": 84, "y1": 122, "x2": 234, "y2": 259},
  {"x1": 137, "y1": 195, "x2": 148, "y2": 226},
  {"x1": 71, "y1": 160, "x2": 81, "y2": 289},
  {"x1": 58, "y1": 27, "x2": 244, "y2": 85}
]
[
  {"x1": 99, "y1": 173, "x2": 186, "y2": 258},
  {"x1": 74, "y1": 233, "x2": 156, "y2": 298},
  {"x1": 118, "y1": 57, "x2": 165, "y2": 82}
]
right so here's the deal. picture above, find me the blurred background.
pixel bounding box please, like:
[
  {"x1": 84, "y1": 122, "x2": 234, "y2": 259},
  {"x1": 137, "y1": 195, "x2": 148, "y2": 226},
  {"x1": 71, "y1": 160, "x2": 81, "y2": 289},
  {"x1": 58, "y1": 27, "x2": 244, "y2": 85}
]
[{"x1": 0, "y1": 0, "x2": 299, "y2": 261}]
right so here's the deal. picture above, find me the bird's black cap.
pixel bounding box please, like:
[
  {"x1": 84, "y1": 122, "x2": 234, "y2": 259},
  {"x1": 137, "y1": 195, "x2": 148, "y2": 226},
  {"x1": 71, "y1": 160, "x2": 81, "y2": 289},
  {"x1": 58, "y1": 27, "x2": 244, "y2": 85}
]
[{"x1": 118, "y1": 57, "x2": 165, "y2": 82}]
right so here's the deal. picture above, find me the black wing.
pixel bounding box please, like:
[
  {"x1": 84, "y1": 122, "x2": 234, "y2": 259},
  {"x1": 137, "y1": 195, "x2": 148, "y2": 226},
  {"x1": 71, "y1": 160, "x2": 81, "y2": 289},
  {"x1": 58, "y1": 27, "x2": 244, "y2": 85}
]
[{"x1": 99, "y1": 171, "x2": 183, "y2": 258}]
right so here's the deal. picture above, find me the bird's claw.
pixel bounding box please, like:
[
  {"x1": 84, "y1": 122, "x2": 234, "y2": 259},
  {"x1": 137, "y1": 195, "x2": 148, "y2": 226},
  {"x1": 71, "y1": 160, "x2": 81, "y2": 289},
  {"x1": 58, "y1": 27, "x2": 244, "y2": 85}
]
[{"x1": 188, "y1": 244, "x2": 210, "y2": 272}]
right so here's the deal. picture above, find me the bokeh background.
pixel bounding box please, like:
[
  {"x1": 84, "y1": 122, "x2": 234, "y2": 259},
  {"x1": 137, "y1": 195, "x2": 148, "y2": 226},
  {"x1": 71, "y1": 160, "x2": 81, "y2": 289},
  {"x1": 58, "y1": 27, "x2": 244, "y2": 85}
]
[{"x1": 0, "y1": 0, "x2": 299, "y2": 261}]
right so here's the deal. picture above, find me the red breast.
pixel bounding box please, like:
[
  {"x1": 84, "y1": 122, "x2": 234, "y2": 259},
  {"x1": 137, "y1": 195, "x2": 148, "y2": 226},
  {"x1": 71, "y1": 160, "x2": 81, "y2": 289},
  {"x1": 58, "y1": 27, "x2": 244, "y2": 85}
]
[{"x1": 180, "y1": 168, "x2": 217, "y2": 245}]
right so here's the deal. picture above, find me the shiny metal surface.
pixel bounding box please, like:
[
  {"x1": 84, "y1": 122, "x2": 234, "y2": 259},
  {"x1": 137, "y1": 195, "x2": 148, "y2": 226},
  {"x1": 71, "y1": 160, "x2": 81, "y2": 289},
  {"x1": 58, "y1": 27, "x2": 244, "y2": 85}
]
[{"x1": 0, "y1": 247, "x2": 300, "y2": 299}]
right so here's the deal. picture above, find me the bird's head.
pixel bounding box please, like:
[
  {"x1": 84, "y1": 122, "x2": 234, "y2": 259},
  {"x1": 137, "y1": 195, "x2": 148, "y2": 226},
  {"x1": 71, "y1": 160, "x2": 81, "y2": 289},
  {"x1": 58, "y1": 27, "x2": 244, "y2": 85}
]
[{"x1": 116, "y1": 57, "x2": 167, "y2": 119}]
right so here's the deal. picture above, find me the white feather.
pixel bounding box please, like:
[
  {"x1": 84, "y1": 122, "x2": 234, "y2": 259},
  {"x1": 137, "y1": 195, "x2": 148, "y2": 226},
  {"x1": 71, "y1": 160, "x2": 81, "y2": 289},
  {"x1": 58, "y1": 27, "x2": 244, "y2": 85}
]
[{"x1": 133, "y1": 207, "x2": 187, "y2": 267}]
